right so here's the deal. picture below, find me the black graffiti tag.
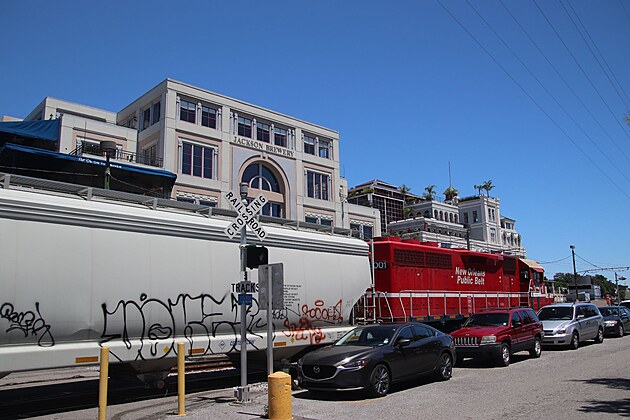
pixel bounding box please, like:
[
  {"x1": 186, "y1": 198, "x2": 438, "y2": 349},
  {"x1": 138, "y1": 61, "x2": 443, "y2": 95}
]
[{"x1": 0, "y1": 302, "x2": 55, "y2": 347}]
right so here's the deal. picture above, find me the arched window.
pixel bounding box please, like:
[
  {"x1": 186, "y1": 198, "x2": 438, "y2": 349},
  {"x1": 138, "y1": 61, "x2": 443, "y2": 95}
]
[
  {"x1": 434, "y1": 210, "x2": 438, "y2": 219},
  {"x1": 424, "y1": 210, "x2": 430, "y2": 218},
  {"x1": 241, "y1": 162, "x2": 285, "y2": 217}
]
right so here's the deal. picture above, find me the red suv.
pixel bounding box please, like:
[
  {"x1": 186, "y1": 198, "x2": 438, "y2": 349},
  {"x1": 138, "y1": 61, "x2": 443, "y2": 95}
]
[{"x1": 450, "y1": 307, "x2": 543, "y2": 367}]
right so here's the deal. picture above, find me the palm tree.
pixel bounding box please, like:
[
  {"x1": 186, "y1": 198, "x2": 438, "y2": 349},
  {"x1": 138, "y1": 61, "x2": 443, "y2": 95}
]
[
  {"x1": 423, "y1": 185, "x2": 436, "y2": 201},
  {"x1": 443, "y1": 186, "x2": 459, "y2": 201},
  {"x1": 399, "y1": 184, "x2": 411, "y2": 201},
  {"x1": 473, "y1": 184, "x2": 483, "y2": 196},
  {"x1": 482, "y1": 180, "x2": 495, "y2": 197}
]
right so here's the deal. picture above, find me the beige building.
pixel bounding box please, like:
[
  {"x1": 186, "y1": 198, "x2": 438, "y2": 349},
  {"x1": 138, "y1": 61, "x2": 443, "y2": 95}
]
[{"x1": 21, "y1": 78, "x2": 379, "y2": 237}]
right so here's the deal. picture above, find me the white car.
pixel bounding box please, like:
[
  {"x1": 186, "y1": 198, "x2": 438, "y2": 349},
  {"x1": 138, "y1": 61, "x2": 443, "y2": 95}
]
[{"x1": 537, "y1": 303, "x2": 604, "y2": 349}]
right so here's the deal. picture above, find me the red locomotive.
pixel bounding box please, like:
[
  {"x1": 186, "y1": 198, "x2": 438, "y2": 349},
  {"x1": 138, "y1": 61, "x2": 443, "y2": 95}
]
[{"x1": 356, "y1": 237, "x2": 555, "y2": 326}]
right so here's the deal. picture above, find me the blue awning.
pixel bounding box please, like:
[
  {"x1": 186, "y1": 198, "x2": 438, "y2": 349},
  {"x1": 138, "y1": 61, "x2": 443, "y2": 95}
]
[
  {"x1": 0, "y1": 119, "x2": 60, "y2": 142},
  {"x1": 0, "y1": 143, "x2": 176, "y2": 179},
  {"x1": 0, "y1": 143, "x2": 176, "y2": 197}
]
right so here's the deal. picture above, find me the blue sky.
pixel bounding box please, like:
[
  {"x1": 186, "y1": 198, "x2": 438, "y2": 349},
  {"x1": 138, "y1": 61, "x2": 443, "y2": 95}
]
[{"x1": 1, "y1": 1, "x2": 629, "y2": 281}]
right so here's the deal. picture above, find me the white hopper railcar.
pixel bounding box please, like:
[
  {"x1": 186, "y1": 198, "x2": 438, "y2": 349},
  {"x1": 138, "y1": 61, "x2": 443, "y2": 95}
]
[{"x1": 0, "y1": 174, "x2": 371, "y2": 384}]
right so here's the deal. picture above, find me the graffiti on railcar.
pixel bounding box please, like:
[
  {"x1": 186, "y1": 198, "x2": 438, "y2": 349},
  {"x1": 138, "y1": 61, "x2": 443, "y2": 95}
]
[
  {"x1": 0, "y1": 302, "x2": 55, "y2": 347},
  {"x1": 101, "y1": 292, "x2": 232, "y2": 361},
  {"x1": 282, "y1": 299, "x2": 344, "y2": 345}
]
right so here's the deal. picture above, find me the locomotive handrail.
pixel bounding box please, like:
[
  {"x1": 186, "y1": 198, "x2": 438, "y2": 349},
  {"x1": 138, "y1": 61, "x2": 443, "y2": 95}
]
[{"x1": 396, "y1": 289, "x2": 531, "y2": 322}]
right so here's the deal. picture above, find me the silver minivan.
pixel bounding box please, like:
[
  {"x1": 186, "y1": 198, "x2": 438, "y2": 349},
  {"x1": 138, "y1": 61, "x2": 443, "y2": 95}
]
[{"x1": 538, "y1": 303, "x2": 604, "y2": 349}]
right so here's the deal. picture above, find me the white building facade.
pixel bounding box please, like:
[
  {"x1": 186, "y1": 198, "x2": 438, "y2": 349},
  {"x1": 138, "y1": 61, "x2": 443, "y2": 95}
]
[{"x1": 21, "y1": 79, "x2": 379, "y2": 237}]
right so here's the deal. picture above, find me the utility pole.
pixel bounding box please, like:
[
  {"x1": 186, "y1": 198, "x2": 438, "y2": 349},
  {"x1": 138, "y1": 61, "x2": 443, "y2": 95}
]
[
  {"x1": 616, "y1": 274, "x2": 627, "y2": 305},
  {"x1": 570, "y1": 245, "x2": 578, "y2": 302}
]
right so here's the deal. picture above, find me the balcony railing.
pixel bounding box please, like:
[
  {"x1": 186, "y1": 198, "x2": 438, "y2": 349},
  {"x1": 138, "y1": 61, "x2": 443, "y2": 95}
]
[{"x1": 70, "y1": 143, "x2": 163, "y2": 168}]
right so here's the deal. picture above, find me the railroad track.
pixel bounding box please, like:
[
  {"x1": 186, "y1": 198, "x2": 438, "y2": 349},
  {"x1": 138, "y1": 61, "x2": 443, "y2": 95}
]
[{"x1": 0, "y1": 357, "x2": 266, "y2": 419}]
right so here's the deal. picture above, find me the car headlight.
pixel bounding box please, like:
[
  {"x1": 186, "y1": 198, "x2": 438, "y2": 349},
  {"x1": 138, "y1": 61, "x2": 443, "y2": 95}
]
[
  {"x1": 605, "y1": 321, "x2": 617, "y2": 327},
  {"x1": 341, "y1": 359, "x2": 368, "y2": 369},
  {"x1": 480, "y1": 335, "x2": 496, "y2": 344},
  {"x1": 555, "y1": 328, "x2": 567, "y2": 334}
]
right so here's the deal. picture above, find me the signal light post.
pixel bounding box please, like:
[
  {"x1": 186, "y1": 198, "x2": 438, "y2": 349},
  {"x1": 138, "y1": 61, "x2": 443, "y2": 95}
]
[{"x1": 570, "y1": 245, "x2": 578, "y2": 302}]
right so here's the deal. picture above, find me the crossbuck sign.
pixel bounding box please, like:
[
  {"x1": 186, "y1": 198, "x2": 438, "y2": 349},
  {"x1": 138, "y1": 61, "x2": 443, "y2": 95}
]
[{"x1": 223, "y1": 191, "x2": 268, "y2": 240}]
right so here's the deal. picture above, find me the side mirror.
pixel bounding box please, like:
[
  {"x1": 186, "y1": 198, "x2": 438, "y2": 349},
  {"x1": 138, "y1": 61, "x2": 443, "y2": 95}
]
[
  {"x1": 576, "y1": 314, "x2": 585, "y2": 320},
  {"x1": 512, "y1": 321, "x2": 523, "y2": 328},
  {"x1": 396, "y1": 338, "x2": 412, "y2": 348}
]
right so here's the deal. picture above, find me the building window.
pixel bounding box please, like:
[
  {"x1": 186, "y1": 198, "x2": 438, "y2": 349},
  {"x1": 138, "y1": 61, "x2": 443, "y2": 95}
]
[
  {"x1": 490, "y1": 228, "x2": 496, "y2": 243},
  {"x1": 257, "y1": 122, "x2": 270, "y2": 142},
  {"x1": 318, "y1": 139, "x2": 330, "y2": 159},
  {"x1": 304, "y1": 135, "x2": 316, "y2": 155},
  {"x1": 306, "y1": 170, "x2": 330, "y2": 200},
  {"x1": 463, "y1": 212, "x2": 469, "y2": 224},
  {"x1": 180, "y1": 99, "x2": 196, "y2": 123},
  {"x1": 181, "y1": 142, "x2": 215, "y2": 179},
  {"x1": 307, "y1": 215, "x2": 333, "y2": 226},
  {"x1": 142, "y1": 108, "x2": 151, "y2": 131},
  {"x1": 242, "y1": 162, "x2": 285, "y2": 218},
  {"x1": 152, "y1": 102, "x2": 161, "y2": 125},
  {"x1": 141, "y1": 143, "x2": 158, "y2": 166},
  {"x1": 201, "y1": 105, "x2": 217, "y2": 128},
  {"x1": 238, "y1": 116, "x2": 253, "y2": 138},
  {"x1": 274, "y1": 127, "x2": 287, "y2": 147},
  {"x1": 473, "y1": 210, "x2": 479, "y2": 223},
  {"x1": 351, "y1": 223, "x2": 373, "y2": 240}
]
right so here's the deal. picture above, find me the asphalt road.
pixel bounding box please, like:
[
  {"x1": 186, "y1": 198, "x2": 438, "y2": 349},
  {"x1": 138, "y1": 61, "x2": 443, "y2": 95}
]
[{"x1": 17, "y1": 333, "x2": 630, "y2": 419}]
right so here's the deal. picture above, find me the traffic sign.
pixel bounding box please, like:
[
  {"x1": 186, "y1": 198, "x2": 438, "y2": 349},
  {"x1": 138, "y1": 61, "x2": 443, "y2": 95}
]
[
  {"x1": 223, "y1": 191, "x2": 268, "y2": 240},
  {"x1": 238, "y1": 293, "x2": 253, "y2": 305},
  {"x1": 258, "y1": 263, "x2": 284, "y2": 310}
]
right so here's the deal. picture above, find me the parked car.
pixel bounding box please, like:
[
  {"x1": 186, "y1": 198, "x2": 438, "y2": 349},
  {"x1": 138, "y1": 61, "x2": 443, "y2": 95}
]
[
  {"x1": 450, "y1": 307, "x2": 543, "y2": 367},
  {"x1": 599, "y1": 306, "x2": 630, "y2": 337},
  {"x1": 298, "y1": 322, "x2": 455, "y2": 397},
  {"x1": 538, "y1": 303, "x2": 604, "y2": 349},
  {"x1": 620, "y1": 300, "x2": 630, "y2": 310}
]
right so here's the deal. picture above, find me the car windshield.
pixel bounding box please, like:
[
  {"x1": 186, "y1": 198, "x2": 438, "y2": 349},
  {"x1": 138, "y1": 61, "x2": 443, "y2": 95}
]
[
  {"x1": 463, "y1": 313, "x2": 509, "y2": 327},
  {"x1": 538, "y1": 307, "x2": 573, "y2": 321},
  {"x1": 599, "y1": 308, "x2": 619, "y2": 317},
  {"x1": 334, "y1": 326, "x2": 397, "y2": 347}
]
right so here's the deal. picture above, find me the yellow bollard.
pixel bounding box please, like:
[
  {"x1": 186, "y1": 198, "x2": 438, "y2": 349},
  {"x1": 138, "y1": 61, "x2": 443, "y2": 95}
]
[
  {"x1": 98, "y1": 346, "x2": 109, "y2": 420},
  {"x1": 268, "y1": 371, "x2": 292, "y2": 420},
  {"x1": 178, "y1": 342, "x2": 186, "y2": 416}
]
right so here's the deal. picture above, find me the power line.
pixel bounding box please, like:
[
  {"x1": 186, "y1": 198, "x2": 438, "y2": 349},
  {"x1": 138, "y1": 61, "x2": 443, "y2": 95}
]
[
  {"x1": 435, "y1": 0, "x2": 630, "y2": 200},
  {"x1": 499, "y1": 0, "x2": 630, "y2": 164},
  {"x1": 560, "y1": 0, "x2": 630, "y2": 109},
  {"x1": 466, "y1": 0, "x2": 630, "y2": 185},
  {"x1": 533, "y1": 0, "x2": 630, "y2": 141},
  {"x1": 538, "y1": 255, "x2": 571, "y2": 265}
]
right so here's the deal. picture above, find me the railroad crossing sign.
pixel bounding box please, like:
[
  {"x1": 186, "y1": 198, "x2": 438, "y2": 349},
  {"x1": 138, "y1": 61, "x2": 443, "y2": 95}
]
[{"x1": 223, "y1": 190, "x2": 268, "y2": 240}]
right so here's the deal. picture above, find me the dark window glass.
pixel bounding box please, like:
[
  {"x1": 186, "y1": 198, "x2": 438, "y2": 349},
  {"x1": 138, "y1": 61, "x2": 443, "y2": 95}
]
[
  {"x1": 364, "y1": 225, "x2": 373, "y2": 240},
  {"x1": 257, "y1": 122, "x2": 270, "y2": 142},
  {"x1": 152, "y1": 102, "x2": 161, "y2": 125},
  {"x1": 238, "y1": 117, "x2": 252, "y2": 138},
  {"x1": 193, "y1": 145, "x2": 202, "y2": 177},
  {"x1": 526, "y1": 309, "x2": 539, "y2": 322},
  {"x1": 181, "y1": 142, "x2": 214, "y2": 179},
  {"x1": 180, "y1": 100, "x2": 196, "y2": 123},
  {"x1": 182, "y1": 143, "x2": 192, "y2": 174},
  {"x1": 511, "y1": 311, "x2": 522, "y2": 326},
  {"x1": 318, "y1": 139, "x2": 330, "y2": 158},
  {"x1": 201, "y1": 106, "x2": 216, "y2": 128},
  {"x1": 304, "y1": 135, "x2": 315, "y2": 155},
  {"x1": 413, "y1": 325, "x2": 434, "y2": 340},
  {"x1": 305, "y1": 216, "x2": 318, "y2": 224},
  {"x1": 473, "y1": 211, "x2": 479, "y2": 223},
  {"x1": 203, "y1": 148, "x2": 212, "y2": 178},
  {"x1": 143, "y1": 108, "x2": 151, "y2": 130},
  {"x1": 274, "y1": 127, "x2": 287, "y2": 147},
  {"x1": 320, "y1": 219, "x2": 332, "y2": 227},
  {"x1": 396, "y1": 326, "x2": 414, "y2": 343}
]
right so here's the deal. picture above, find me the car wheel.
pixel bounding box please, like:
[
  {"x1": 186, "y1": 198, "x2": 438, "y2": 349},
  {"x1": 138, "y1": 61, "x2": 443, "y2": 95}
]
[
  {"x1": 569, "y1": 332, "x2": 579, "y2": 350},
  {"x1": 367, "y1": 364, "x2": 390, "y2": 398},
  {"x1": 498, "y1": 343, "x2": 510, "y2": 367},
  {"x1": 529, "y1": 337, "x2": 542, "y2": 358},
  {"x1": 618, "y1": 324, "x2": 625, "y2": 337},
  {"x1": 435, "y1": 352, "x2": 453, "y2": 381},
  {"x1": 595, "y1": 327, "x2": 604, "y2": 343}
]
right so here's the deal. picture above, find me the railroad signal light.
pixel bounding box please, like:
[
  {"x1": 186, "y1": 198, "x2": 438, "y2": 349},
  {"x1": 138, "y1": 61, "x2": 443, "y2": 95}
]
[{"x1": 246, "y1": 245, "x2": 268, "y2": 269}]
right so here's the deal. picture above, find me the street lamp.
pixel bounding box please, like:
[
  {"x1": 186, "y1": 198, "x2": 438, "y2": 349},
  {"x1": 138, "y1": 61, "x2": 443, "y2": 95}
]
[{"x1": 570, "y1": 245, "x2": 578, "y2": 302}]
